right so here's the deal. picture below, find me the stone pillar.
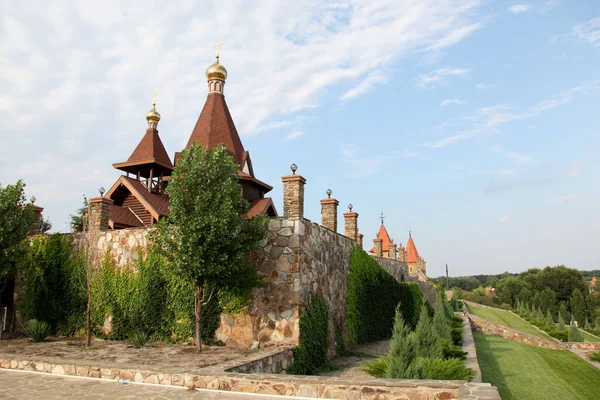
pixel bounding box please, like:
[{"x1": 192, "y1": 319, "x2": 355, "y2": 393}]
[
  {"x1": 29, "y1": 205, "x2": 44, "y2": 235},
  {"x1": 358, "y1": 233, "x2": 364, "y2": 249},
  {"x1": 373, "y1": 238, "x2": 383, "y2": 257},
  {"x1": 343, "y1": 209, "x2": 358, "y2": 241},
  {"x1": 388, "y1": 243, "x2": 397, "y2": 260},
  {"x1": 320, "y1": 197, "x2": 339, "y2": 232},
  {"x1": 89, "y1": 197, "x2": 113, "y2": 231},
  {"x1": 282, "y1": 174, "x2": 306, "y2": 219}
]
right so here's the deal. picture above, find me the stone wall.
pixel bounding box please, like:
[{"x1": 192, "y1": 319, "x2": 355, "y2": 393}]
[
  {"x1": 567, "y1": 342, "x2": 600, "y2": 351},
  {"x1": 72, "y1": 227, "x2": 149, "y2": 267},
  {"x1": 216, "y1": 217, "x2": 354, "y2": 359},
  {"x1": 372, "y1": 256, "x2": 408, "y2": 282},
  {"x1": 224, "y1": 348, "x2": 293, "y2": 374},
  {"x1": 70, "y1": 217, "x2": 429, "y2": 359}
]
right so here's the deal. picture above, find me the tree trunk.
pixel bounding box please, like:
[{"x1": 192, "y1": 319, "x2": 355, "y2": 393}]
[
  {"x1": 195, "y1": 285, "x2": 203, "y2": 352},
  {"x1": 86, "y1": 280, "x2": 92, "y2": 347}
]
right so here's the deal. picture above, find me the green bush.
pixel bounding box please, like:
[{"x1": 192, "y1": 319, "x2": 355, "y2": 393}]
[
  {"x1": 346, "y1": 247, "x2": 425, "y2": 347},
  {"x1": 129, "y1": 331, "x2": 149, "y2": 348},
  {"x1": 557, "y1": 314, "x2": 567, "y2": 332},
  {"x1": 424, "y1": 357, "x2": 475, "y2": 380},
  {"x1": 27, "y1": 321, "x2": 52, "y2": 342},
  {"x1": 21, "y1": 234, "x2": 86, "y2": 335},
  {"x1": 545, "y1": 328, "x2": 568, "y2": 342},
  {"x1": 287, "y1": 293, "x2": 330, "y2": 375},
  {"x1": 589, "y1": 351, "x2": 600, "y2": 362},
  {"x1": 92, "y1": 250, "x2": 222, "y2": 343}
]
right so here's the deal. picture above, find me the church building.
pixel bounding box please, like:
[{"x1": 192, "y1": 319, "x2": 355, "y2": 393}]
[{"x1": 104, "y1": 52, "x2": 277, "y2": 229}]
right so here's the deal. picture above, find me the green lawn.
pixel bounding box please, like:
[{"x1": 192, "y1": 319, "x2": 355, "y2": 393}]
[
  {"x1": 467, "y1": 304, "x2": 551, "y2": 340},
  {"x1": 474, "y1": 331, "x2": 600, "y2": 400},
  {"x1": 580, "y1": 329, "x2": 600, "y2": 343}
]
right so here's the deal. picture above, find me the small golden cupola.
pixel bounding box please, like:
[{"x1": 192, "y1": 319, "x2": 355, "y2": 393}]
[
  {"x1": 146, "y1": 90, "x2": 161, "y2": 129},
  {"x1": 206, "y1": 40, "x2": 227, "y2": 93}
]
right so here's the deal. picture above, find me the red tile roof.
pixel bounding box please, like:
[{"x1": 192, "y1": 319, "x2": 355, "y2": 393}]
[
  {"x1": 110, "y1": 205, "x2": 144, "y2": 228},
  {"x1": 128, "y1": 128, "x2": 173, "y2": 167},
  {"x1": 369, "y1": 224, "x2": 393, "y2": 253},
  {"x1": 245, "y1": 198, "x2": 277, "y2": 219},
  {"x1": 186, "y1": 93, "x2": 245, "y2": 166},
  {"x1": 106, "y1": 176, "x2": 170, "y2": 220},
  {"x1": 124, "y1": 176, "x2": 170, "y2": 217},
  {"x1": 405, "y1": 234, "x2": 420, "y2": 263}
]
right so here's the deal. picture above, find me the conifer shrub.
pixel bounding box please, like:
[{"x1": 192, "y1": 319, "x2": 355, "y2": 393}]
[
  {"x1": 287, "y1": 293, "x2": 330, "y2": 375},
  {"x1": 424, "y1": 358, "x2": 475, "y2": 380},
  {"x1": 589, "y1": 351, "x2": 600, "y2": 362},
  {"x1": 568, "y1": 324, "x2": 584, "y2": 342},
  {"x1": 27, "y1": 321, "x2": 52, "y2": 342},
  {"x1": 364, "y1": 299, "x2": 473, "y2": 380},
  {"x1": 545, "y1": 310, "x2": 555, "y2": 327},
  {"x1": 557, "y1": 314, "x2": 567, "y2": 332}
]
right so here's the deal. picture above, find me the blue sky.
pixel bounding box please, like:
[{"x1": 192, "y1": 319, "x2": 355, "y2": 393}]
[{"x1": 1, "y1": 1, "x2": 599, "y2": 276}]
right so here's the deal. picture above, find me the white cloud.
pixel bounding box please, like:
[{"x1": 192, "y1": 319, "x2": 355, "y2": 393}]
[
  {"x1": 440, "y1": 98, "x2": 465, "y2": 106},
  {"x1": 574, "y1": 18, "x2": 600, "y2": 47},
  {"x1": 340, "y1": 144, "x2": 386, "y2": 178},
  {"x1": 503, "y1": 151, "x2": 533, "y2": 164},
  {"x1": 429, "y1": 80, "x2": 600, "y2": 148},
  {"x1": 548, "y1": 194, "x2": 581, "y2": 204},
  {"x1": 475, "y1": 83, "x2": 490, "y2": 89},
  {"x1": 508, "y1": 4, "x2": 532, "y2": 14},
  {"x1": 393, "y1": 149, "x2": 418, "y2": 158},
  {"x1": 341, "y1": 71, "x2": 388, "y2": 100},
  {"x1": 499, "y1": 216, "x2": 513, "y2": 222},
  {"x1": 284, "y1": 131, "x2": 304, "y2": 141},
  {"x1": 569, "y1": 163, "x2": 581, "y2": 177},
  {"x1": 415, "y1": 67, "x2": 471, "y2": 88},
  {"x1": 539, "y1": 1, "x2": 560, "y2": 13},
  {"x1": 0, "y1": 1, "x2": 485, "y2": 231}
]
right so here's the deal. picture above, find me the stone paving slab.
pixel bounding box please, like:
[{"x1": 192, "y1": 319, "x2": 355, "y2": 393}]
[{"x1": 0, "y1": 369, "x2": 301, "y2": 399}]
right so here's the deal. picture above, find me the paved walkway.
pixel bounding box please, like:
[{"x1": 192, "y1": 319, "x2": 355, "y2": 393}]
[
  {"x1": 569, "y1": 348, "x2": 600, "y2": 369},
  {"x1": 0, "y1": 370, "x2": 307, "y2": 400},
  {"x1": 319, "y1": 340, "x2": 390, "y2": 379}
]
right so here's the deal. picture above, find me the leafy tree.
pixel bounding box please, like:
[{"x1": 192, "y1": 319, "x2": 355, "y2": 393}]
[
  {"x1": 532, "y1": 292, "x2": 542, "y2": 310},
  {"x1": 571, "y1": 289, "x2": 587, "y2": 327},
  {"x1": 522, "y1": 266, "x2": 586, "y2": 305},
  {"x1": 154, "y1": 143, "x2": 267, "y2": 351},
  {"x1": 0, "y1": 180, "x2": 34, "y2": 280},
  {"x1": 518, "y1": 287, "x2": 533, "y2": 305},
  {"x1": 40, "y1": 217, "x2": 52, "y2": 234},
  {"x1": 69, "y1": 195, "x2": 88, "y2": 232},
  {"x1": 496, "y1": 276, "x2": 529, "y2": 307}
]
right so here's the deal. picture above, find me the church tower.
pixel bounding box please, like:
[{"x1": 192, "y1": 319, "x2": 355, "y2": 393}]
[{"x1": 183, "y1": 46, "x2": 277, "y2": 218}]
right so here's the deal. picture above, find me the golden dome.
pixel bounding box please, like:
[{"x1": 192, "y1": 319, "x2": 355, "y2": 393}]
[
  {"x1": 206, "y1": 56, "x2": 228, "y2": 81},
  {"x1": 146, "y1": 106, "x2": 161, "y2": 123}
]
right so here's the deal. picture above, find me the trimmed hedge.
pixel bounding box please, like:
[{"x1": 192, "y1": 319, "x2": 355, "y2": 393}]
[
  {"x1": 287, "y1": 293, "x2": 330, "y2": 375},
  {"x1": 347, "y1": 247, "x2": 425, "y2": 347}
]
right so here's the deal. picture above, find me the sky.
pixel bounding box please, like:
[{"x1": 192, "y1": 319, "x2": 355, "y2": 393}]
[{"x1": 1, "y1": 1, "x2": 599, "y2": 277}]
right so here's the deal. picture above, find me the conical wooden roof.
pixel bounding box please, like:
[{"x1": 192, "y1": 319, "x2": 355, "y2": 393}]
[
  {"x1": 185, "y1": 93, "x2": 245, "y2": 166},
  {"x1": 406, "y1": 233, "x2": 420, "y2": 263}
]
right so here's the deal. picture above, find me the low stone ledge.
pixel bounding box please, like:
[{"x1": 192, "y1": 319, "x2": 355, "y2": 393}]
[
  {"x1": 0, "y1": 354, "x2": 465, "y2": 399},
  {"x1": 459, "y1": 313, "x2": 482, "y2": 383}
]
